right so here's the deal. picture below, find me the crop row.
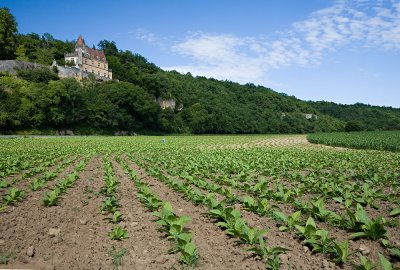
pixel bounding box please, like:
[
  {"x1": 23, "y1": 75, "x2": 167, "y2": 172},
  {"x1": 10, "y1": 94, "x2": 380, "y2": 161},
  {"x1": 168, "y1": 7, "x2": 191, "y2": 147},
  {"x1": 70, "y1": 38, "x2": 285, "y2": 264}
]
[
  {"x1": 307, "y1": 131, "x2": 400, "y2": 152},
  {"x1": 43, "y1": 158, "x2": 89, "y2": 206},
  {"x1": 0, "y1": 156, "x2": 79, "y2": 211},
  {"x1": 123, "y1": 155, "x2": 295, "y2": 269},
  {"x1": 116, "y1": 157, "x2": 198, "y2": 266},
  {"x1": 128, "y1": 150, "x2": 400, "y2": 269}
]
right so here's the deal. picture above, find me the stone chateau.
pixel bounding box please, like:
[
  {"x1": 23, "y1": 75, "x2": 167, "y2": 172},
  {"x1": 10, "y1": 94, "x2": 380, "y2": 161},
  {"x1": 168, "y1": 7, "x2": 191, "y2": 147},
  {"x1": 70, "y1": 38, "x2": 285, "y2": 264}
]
[{"x1": 65, "y1": 35, "x2": 112, "y2": 79}]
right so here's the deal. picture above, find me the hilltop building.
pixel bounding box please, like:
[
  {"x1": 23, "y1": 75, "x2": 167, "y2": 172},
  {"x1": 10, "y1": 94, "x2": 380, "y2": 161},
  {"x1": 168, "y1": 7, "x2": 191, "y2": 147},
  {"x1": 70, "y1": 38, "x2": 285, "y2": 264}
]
[{"x1": 64, "y1": 35, "x2": 112, "y2": 79}]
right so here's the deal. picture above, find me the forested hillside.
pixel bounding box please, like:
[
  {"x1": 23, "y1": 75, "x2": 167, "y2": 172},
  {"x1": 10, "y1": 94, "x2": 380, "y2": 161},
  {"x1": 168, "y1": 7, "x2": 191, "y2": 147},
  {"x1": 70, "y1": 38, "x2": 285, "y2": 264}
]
[{"x1": 1, "y1": 7, "x2": 399, "y2": 135}]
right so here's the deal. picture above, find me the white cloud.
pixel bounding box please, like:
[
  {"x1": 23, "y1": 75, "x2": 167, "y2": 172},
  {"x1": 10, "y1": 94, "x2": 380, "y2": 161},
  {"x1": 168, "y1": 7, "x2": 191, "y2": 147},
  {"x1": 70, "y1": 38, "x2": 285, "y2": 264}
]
[
  {"x1": 156, "y1": 0, "x2": 400, "y2": 84},
  {"x1": 166, "y1": 33, "x2": 267, "y2": 84}
]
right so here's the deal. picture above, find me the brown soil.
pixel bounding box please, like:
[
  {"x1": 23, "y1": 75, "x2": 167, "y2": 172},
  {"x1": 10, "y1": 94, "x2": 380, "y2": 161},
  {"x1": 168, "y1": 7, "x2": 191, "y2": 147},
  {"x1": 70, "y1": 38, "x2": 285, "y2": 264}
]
[
  {"x1": 0, "y1": 156, "x2": 64, "y2": 197},
  {"x1": 0, "y1": 156, "x2": 79, "y2": 201},
  {"x1": 0, "y1": 155, "x2": 201, "y2": 270},
  {"x1": 149, "y1": 158, "x2": 400, "y2": 269},
  {"x1": 0, "y1": 141, "x2": 397, "y2": 270},
  {"x1": 0, "y1": 155, "x2": 109, "y2": 270},
  {"x1": 124, "y1": 157, "x2": 268, "y2": 270},
  {"x1": 110, "y1": 157, "x2": 181, "y2": 269}
]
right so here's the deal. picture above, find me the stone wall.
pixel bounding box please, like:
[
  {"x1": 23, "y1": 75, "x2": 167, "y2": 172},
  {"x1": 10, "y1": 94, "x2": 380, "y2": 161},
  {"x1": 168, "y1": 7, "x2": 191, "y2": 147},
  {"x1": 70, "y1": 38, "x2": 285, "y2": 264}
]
[
  {"x1": 55, "y1": 62, "x2": 111, "y2": 81},
  {"x1": 0, "y1": 60, "x2": 111, "y2": 81},
  {"x1": 0, "y1": 60, "x2": 47, "y2": 74}
]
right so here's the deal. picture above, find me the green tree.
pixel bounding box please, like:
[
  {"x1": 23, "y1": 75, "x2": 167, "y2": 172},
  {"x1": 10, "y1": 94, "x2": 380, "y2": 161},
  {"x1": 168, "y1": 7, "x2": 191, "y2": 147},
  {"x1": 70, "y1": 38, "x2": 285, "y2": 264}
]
[
  {"x1": 345, "y1": 120, "x2": 363, "y2": 132},
  {"x1": 16, "y1": 68, "x2": 59, "y2": 83},
  {"x1": 15, "y1": 44, "x2": 28, "y2": 61},
  {"x1": 34, "y1": 47, "x2": 55, "y2": 65},
  {"x1": 0, "y1": 7, "x2": 18, "y2": 59}
]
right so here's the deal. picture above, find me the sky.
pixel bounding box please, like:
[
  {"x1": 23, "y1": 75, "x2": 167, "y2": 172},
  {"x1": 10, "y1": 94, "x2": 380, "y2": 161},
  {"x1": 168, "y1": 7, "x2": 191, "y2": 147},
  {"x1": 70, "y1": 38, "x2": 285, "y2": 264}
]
[{"x1": 3, "y1": 0, "x2": 400, "y2": 107}]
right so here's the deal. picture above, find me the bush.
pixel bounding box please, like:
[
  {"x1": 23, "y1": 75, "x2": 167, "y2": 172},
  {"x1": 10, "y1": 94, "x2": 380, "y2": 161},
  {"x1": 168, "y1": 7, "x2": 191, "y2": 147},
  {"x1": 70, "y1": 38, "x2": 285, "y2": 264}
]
[
  {"x1": 345, "y1": 121, "x2": 363, "y2": 132},
  {"x1": 16, "y1": 68, "x2": 59, "y2": 83}
]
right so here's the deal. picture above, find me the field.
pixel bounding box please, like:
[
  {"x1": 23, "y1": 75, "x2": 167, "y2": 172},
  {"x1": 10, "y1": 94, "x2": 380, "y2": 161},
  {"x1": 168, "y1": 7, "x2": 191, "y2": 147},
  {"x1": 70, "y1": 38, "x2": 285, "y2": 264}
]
[
  {"x1": 0, "y1": 135, "x2": 399, "y2": 270},
  {"x1": 308, "y1": 131, "x2": 400, "y2": 152}
]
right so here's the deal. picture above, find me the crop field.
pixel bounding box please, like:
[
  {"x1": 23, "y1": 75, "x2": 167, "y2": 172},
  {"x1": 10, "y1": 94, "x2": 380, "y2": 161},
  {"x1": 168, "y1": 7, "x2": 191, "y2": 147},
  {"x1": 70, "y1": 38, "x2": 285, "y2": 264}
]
[
  {"x1": 308, "y1": 131, "x2": 400, "y2": 152},
  {"x1": 0, "y1": 135, "x2": 399, "y2": 270}
]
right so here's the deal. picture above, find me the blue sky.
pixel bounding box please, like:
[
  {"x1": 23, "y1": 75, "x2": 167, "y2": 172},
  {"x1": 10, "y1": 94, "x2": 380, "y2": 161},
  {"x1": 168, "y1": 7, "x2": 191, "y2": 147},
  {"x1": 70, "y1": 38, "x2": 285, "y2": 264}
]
[{"x1": 3, "y1": 0, "x2": 400, "y2": 107}]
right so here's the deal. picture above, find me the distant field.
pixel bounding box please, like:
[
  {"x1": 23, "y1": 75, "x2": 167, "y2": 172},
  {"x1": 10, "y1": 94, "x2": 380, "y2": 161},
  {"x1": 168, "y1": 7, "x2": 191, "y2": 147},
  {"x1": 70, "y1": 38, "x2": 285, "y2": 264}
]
[
  {"x1": 0, "y1": 135, "x2": 399, "y2": 269},
  {"x1": 307, "y1": 131, "x2": 400, "y2": 151}
]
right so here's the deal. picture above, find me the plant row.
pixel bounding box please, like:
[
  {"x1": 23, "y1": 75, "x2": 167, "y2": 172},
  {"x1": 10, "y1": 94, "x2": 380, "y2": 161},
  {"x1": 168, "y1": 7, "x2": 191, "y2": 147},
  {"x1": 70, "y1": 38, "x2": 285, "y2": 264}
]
[
  {"x1": 124, "y1": 156, "x2": 291, "y2": 270},
  {"x1": 117, "y1": 157, "x2": 198, "y2": 267},
  {"x1": 42, "y1": 158, "x2": 89, "y2": 206},
  {"x1": 130, "y1": 153, "x2": 400, "y2": 269}
]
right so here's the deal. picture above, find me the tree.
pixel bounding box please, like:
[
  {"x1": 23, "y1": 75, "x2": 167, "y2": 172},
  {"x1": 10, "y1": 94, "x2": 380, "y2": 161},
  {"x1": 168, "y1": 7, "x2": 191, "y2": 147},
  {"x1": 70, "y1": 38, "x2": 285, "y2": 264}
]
[
  {"x1": 16, "y1": 68, "x2": 59, "y2": 83},
  {"x1": 15, "y1": 44, "x2": 28, "y2": 61},
  {"x1": 0, "y1": 7, "x2": 17, "y2": 60},
  {"x1": 97, "y1": 40, "x2": 118, "y2": 56},
  {"x1": 345, "y1": 120, "x2": 363, "y2": 132}
]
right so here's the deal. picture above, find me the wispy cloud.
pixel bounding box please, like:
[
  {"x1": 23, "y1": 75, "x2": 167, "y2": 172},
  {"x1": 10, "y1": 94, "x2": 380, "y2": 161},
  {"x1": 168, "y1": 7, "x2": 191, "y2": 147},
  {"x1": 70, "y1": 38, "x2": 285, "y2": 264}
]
[
  {"x1": 130, "y1": 28, "x2": 169, "y2": 49},
  {"x1": 138, "y1": 1, "x2": 400, "y2": 85},
  {"x1": 134, "y1": 28, "x2": 159, "y2": 43}
]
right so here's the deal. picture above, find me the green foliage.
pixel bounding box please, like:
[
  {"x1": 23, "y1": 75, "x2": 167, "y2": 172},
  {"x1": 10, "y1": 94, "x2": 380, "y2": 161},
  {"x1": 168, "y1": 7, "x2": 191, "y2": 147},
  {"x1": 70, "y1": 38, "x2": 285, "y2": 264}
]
[
  {"x1": 273, "y1": 210, "x2": 302, "y2": 232},
  {"x1": 0, "y1": 251, "x2": 14, "y2": 264},
  {"x1": 308, "y1": 131, "x2": 400, "y2": 151},
  {"x1": 390, "y1": 207, "x2": 400, "y2": 217},
  {"x1": 108, "y1": 245, "x2": 127, "y2": 270},
  {"x1": 345, "y1": 120, "x2": 363, "y2": 132},
  {"x1": 15, "y1": 44, "x2": 28, "y2": 61},
  {"x1": 16, "y1": 68, "x2": 59, "y2": 83},
  {"x1": 42, "y1": 188, "x2": 60, "y2": 206},
  {"x1": 108, "y1": 225, "x2": 128, "y2": 240},
  {"x1": 241, "y1": 196, "x2": 277, "y2": 216},
  {"x1": 0, "y1": 8, "x2": 17, "y2": 60},
  {"x1": 344, "y1": 204, "x2": 387, "y2": 241},
  {"x1": 30, "y1": 178, "x2": 45, "y2": 191},
  {"x1": 100, "y1": 196, "x2": 120, "y2": 214},
  {"x1": 106, "y1": 211, "x2": 123, "y2": 224},
  {"x1": 332, "y1": 241, "x2": 349, "y2": 264},
  {"x1": 2, "y1": 9, "x2": 400, "y2": 134},
  {"x1": 3, "y1": 187, "x2": 25, "y2": 204},
  {"x1": 355, "y1": 253, "x2": 400, "y2": 270}
]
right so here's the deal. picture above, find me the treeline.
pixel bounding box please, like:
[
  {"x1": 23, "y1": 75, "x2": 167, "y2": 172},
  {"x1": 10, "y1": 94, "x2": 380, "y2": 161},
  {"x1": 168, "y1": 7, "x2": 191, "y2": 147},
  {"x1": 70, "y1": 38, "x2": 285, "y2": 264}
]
[
  {"x1": 1, "y1": 7, "x2": 399, "y2": 135},
  {"x1": 309, "y1": 101, "x2": 400, "y2": 131},
  {"x1": 0, "y1": 72, "x2": 342, "y2": 134}
]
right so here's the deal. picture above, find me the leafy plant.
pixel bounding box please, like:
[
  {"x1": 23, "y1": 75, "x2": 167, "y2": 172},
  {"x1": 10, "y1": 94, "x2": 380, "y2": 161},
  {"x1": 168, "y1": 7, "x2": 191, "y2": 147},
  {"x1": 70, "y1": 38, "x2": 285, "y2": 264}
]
[
  {"x1": 295, "y1": 216, "x2": 317, "y2": 240},
  {"x1": 106, "y1": 211, "x2": 123, "y2": 224},
  {"x1": 305, "y1": 229, "x2": 336, "y2": 254},
  {"x1": 248, "y1": 236, "x2": 289, "y2": 261},
  {"x1": 0, "y1": 179, "x2": 10, "y2": 189},
  {"x1": 43, "y1": 189, "x2": 60, "y2": 206},
  {"x1": 332, "y1": 240, "x2": 350, "y2": 264},
  {"x1": 153, "y1": 202, "x2": 191, "y2": 238},
  {"x1": 242, "y1": 195, "x2": 277, "y2": 216},
  {"x1": 273, "y1": 210, "x2": 302, "y2": 231},
  {"x1": 108, "y1": 245, "x2": 127, "y2": 270},
  {"x1": 30, "y1": 178, "x2": 45, "y2": 191},
  {"x1": 108, "y1": 226, "x2": 128, "y2": 240},
  {"x1": 175, "y1": 233, "x2": 198, "y2": 266},
  {"x1": 101, "y1": 196, "x2": 120, "y2": 214},
  {"x1": 389, "y1": 207, "x2": 400, "y2": 217},
  {"x1": 3, "y1": 187, "x2": 25, "y2": 204},
  {"x1": 310, "y1": 198, "x2": 340, "y2": 223},
  {"x1": 354, "y1": 255, "x2": 375, "y2": 270}
]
